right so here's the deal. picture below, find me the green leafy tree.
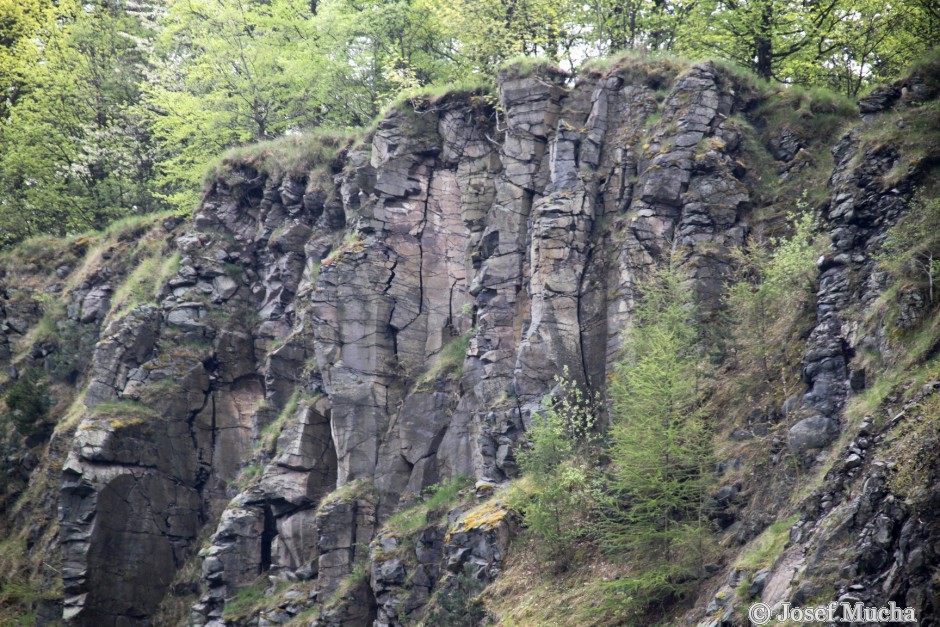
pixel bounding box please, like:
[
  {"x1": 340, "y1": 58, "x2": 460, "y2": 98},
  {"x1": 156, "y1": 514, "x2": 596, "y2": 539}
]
[
  {"x1": 588, "y1": 0, "x2": 696, "y2": 53},
  {"x1": 725, "y1": 211, "x2": 820, "y2": 393},
  {"x1": 600, "y1": 267, "x2": 714, "y2": 619},
  {"x1": 0, "y1": 0, "x2": 56, "y2": 120},
  {"x1": 428, "y1": 0, "x2": 579, "y2": 71},
  {"x1": 517, "y1": 368, "x2": 600, "y2": 573},
  {"x1": 147, "y1": 0, "x2": 464, "y2": 210},
  {"x1": 681, "y1": 0, "x2": 844, "y2": 82},
  {"x1": 146, "y1": 0, "x2": 320, "y2": 209},
  {"x1": 0, "y1": 0, "x2": 159, "y2": 246}
]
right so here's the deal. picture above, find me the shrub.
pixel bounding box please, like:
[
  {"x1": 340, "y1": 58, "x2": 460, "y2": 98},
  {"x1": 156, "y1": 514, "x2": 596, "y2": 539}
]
[
  {"x1": 517, "y1": 369, "x2": 600, "y2": 572},
  {"x1": 422, "y1": 563, "x2": 486, "y2": 627},
  {"x1": 3, "y1": 369, "x2": 50, "y2": 437},
  {"x1": 384, "y1": 475, "x2": 473, "y2": 537},
  {"x1": 725, "y1": 210, "x2": 821, "y2": 395},
  {"x1": 877, "y1": 190, "x2": 940, "y2": 304}
]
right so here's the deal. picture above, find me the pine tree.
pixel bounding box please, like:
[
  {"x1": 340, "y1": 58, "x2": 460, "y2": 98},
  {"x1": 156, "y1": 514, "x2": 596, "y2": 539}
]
[{"x1": 600, "y1": 267, "x2": 714, "y2": 619}]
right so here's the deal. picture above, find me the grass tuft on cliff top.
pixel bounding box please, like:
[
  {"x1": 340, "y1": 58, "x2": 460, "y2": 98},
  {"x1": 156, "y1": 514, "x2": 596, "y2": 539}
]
[
  {"x1": 379, "y1": 77, "x2": 494, "y2": 119},
  {"x1": 497, "y1": 55, "x2": 570, "y2": 81},
  {"x1": 316, "y1": 478, "x2": 376, "y2": 514},
  {"x1": 205, "y1": 129, "x2": 360, "y2": 183},
  {"x1": 382, "y1": 474, "x2": 475, "y2": 538}
]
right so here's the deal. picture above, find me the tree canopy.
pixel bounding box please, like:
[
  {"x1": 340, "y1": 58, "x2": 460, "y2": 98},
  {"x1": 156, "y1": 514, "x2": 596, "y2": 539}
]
[{"x1": 0, "y1": 0, "x2": 936, "y2": 246}]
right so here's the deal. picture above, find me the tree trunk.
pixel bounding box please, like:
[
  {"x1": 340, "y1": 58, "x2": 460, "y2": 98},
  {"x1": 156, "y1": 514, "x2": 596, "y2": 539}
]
[{"x1": 755, "y1": 0, "x2": 774, "y2": 80}]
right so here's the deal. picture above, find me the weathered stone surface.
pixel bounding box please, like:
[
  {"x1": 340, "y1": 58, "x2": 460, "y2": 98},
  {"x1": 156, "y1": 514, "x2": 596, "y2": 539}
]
[
  {"x1": 789, "y1": 415, "x2": 840, "y2": 452},
  {"x1": 0, "y1": 54, "x2": 929, "y2": 627}
]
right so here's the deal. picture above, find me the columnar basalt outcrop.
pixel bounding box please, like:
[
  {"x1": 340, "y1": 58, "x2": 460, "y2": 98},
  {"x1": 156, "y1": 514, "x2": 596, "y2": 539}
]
[
  {"x1": 1, "y1": 54, "x2": 939, "y2": 626},
  {"x1": 44, "y1": 60, "x2": 764, "y2": 624}
]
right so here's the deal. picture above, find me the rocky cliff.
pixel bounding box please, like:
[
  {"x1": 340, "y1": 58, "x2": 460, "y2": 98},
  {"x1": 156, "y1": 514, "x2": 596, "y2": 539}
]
[{"x1": 1, "y1": 53, "x2": 940, "y2": 626}]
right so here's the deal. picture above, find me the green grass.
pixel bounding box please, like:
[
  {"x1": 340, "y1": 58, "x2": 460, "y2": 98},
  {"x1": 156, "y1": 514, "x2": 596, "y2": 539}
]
[
  {"x1": 380, "y1": 78, "x2": 494, "y2": 119},
  {"x1": 321, "y1": 231, "x2": 365, "y2": 267},
  {"x1": 88, "y1": 400, "x2": 160, "y2": 428},
  {"x1": 317, "y1": 479, "x2": 376, "y2": 514},
  {"x1": 745, "y1": 84, "x2": 855, "y2": 209},
  {"x1": 235, "y1": 464, "x2": 263, "y2": 489},
  {"x1": 383, "y1": 475, "x2": 474, "y2": 537},
  {"x1": 99, "y1": 209, "x2": 179, "y2": 240},
  {"x1": 0, "y1": 235, "x2": 74, "y2": 275},
  {"x1": 284, "y1": 604, "x2": 321, "y2": 625},
  {"x1": 847, "y1": 298, "x2": 940, "y2": 426},
  {"x1": 849, "y1": 99, "x2": 940, "y2": 188},
  {"x1": 496, "y1": 55, "x2": 571, "y2": 81},
  {"x1": 905, "y1": 46, "x2": 940, "y2": 93},
  {"x1": 258, "y1": 389, "x2": 306, "y2": 454},
  {"x1": 138, "y1": 377, "x2": 183, "y2": 406},
  {"x1": 205, "y1": 129, "x2": 359, "y2": 182},
  {"x1": 735, "y1": 514, "x2": 799, "y2": 573},
  {"x1": 323, "y1": 560, "x2": 370, "y2": 610},
  {"x1": 222, "y1": 576, "x2": 271, "y2": 620},
  {"x1": 414, "y1": 333, "x2": 471, "y2": 389},
  {"x1": 108, "y1": 252, "x2": 180, "y2": 322}
]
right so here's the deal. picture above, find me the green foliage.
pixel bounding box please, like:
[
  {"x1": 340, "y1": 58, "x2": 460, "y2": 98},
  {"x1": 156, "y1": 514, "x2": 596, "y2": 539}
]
[
  {"x1": 849, "y1": 101, "x2": 940, "y2": 190},
  {"x1": 89, "y1": 399, "x2": 160, "y2": 429},
  {"x1": 0, "y1": 0, "x2": 161, "y2": 248},
  {"x1": 235, "y1": 464, "x2": 263, "y2": 490},
  {"x1": 322, "y1": 231, "x2": 365, "y2": 267},
  {"x1": 3, "y1": 369, "x2": 49, "y2": 437},
  {"x1": 725, "y1": 210, "x2": 821, "y2": 395},
  {"x1": 519, "y1": 368, "x2": 602, "y2": 475},
  {"x1": 415, "y1": 333, "x2": 471, "y2": 389},
  {"x1": 109, "y1": 252, "x2": 180, "y2": 322},
  {"x1": 518, "y1": 461, "x2": 593, "y2": 574},
  {"x1": 206, "y1": 130, "x2": 358, "y2": 184},
  {"x1": 889, "y1": 389, "x2": 940, "y2": 504},
  {"x1": 735, "y1": 515, "x2": 798, "y2": 573},
  {"x1": 323, "y1": 559, "x2": 371, "y2": 609},
  {"x1": 317, "y1": 478, "x2": 376, "y2": 514},
  {"x1": 222, "y1": 576, "x2": 271, "y2": 620},
  {"x1": 877, "y1": 191, "x2": 940, "y2": 304},
  {"x1": 422, "y1": 563, "x2": 486, "y2": 627},
  {"x1": 600, "y1": 267, "x2": 714, "y2": 618},
  {"x1": 259, "y1": 389, "x2": 304, "y2": 455},
  {"x1": 678, "y1": 0, "x2": 937, "y2": 95},
  {"x1": 0, "y1": 0, "x2": 936, "y2": 245},
  {"x1": 517, "y1": 369, "x2": 600, "y2": 572},
  {"x1": 384, "y1": 475, "x2": 474, "y2": 536}
]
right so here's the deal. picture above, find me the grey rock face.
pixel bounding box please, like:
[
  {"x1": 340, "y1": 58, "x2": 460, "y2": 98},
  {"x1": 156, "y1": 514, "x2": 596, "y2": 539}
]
[
  {"x1": 172, "y1": 61, "x2": 757, "y2": 624},
  {"x1": 35, "y1": 56, "x2": 937, "y2": 627},
  {"x1": 788, "y1": 415, "x2": 840, "y2": 452}
]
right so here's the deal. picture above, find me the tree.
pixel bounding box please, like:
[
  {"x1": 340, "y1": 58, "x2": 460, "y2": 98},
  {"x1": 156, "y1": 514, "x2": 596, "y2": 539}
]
[
  {"x1": 3, "y1": 368, "x2": 49, "y2": 437},
  {"x1": 0, "y1": 0, "x2": 159, "y2": 246},
  {"x1": 600, "y1": 267, "x2": 714, "y2": 618},
  {"x1": 427, "y1": 0, "x2": 578, "y2": 72},
  {"x1": 725, "y1": 211, "x2": 819, "y2": 392},
  {"x1": 146, "y1": 0, "x2": 465, "y2": 210},
  {"x1": 680, "y1": 0, "x2": 845, "y2": 82},
  {"x1": 145, "y1": 0, "x2": 316, "y2": 209},
  {"x1": 517, "y1": 369, "x2": 600, "y2": 573},
  {"x1": 0, "y1": 0, "x2": 55, "y2": 120},
  {"x1": 589, "y1": 0, "x2": 696, "y2": 53}
]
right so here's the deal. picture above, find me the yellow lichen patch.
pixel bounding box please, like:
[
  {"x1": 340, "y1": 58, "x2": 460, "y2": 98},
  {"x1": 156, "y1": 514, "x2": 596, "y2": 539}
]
[
  {"x1": 446, "y1": 499, "x2": 511, "y2": 541},
  {"x1": 108, "y1": 416, "x2": 147, "y2": 430}
]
